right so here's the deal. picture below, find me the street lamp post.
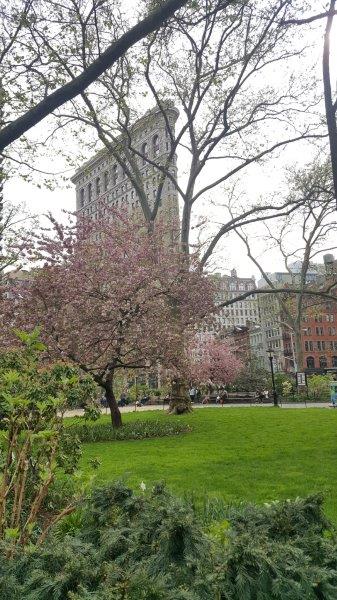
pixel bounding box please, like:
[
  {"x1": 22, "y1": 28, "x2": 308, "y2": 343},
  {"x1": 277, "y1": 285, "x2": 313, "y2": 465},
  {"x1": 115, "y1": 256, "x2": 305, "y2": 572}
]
[{"x1": 267, "y1": 347, "x2": 278, "y2": 407}]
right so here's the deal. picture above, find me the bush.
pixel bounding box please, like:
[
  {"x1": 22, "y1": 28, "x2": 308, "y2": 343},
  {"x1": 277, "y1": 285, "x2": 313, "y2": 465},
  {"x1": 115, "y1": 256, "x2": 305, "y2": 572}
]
[
  {"x1": 67, "y1": 419, "x2": 191, "y2": 443},
  {"x1": 2, "y1": 483, "x2": 337, "y2": 599},
  {"x1": 308, "y1": 374, "x2": 334, "y2": 401}
]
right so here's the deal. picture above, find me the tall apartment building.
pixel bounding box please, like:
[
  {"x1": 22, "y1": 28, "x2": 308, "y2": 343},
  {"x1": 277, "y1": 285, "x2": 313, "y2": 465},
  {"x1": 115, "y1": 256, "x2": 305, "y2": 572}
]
[
  {"x1": 71, "y1": 104, "x2": 180, "y2": 229},
  {"x1": 210, "y1": 269, "x2": 259, "y2": 334}
]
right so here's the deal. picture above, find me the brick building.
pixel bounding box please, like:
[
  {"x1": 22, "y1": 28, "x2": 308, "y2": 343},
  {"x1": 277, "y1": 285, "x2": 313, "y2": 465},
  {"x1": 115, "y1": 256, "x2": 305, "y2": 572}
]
[
  {"x1": 302, "y1": 307, "x2": 337, "y2": 372},
  {"x1": 250, "y1": 255, "x2": 337, "y2": 374}
]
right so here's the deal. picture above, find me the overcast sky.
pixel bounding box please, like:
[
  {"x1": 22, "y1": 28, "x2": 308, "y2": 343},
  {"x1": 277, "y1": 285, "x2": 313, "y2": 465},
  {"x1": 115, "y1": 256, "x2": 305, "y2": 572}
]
[{"x1": 5, "y1": 7, "x2": 337, "y2": 280}]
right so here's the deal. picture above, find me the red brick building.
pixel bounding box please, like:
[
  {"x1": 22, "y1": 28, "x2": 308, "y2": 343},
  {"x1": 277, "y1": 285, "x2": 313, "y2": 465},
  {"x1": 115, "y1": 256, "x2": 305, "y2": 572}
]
[
  {"x1": 301, "y1": 254, "x2": 337, "y2": 373},
  {"x1": 302, "y1": 303, "x2": 337, "y2": 373}
]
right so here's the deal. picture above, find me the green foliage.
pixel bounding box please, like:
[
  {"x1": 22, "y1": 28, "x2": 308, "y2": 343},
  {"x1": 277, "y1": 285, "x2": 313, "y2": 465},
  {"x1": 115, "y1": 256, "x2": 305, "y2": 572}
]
[
  {"x1": 2, "y1": 483, "x2": 337, "y2": 599},
  {"x1": 127, "y1": 383, "x2": 169, "y2": 402},
  {"x1": 0, "y1": 330, "x2": 97, "y2": 551},
  {"x1": 274, "y1": 372, "x2": 295, "y2": 397},
  {"x1": 67, "y1": 419, "x2": 191, "y2": 443},
  {"x1": 282, "y1": 378, "x2": 293, "y2": 397},
  {"x1": 308, "y1": 374, "x2": 334, "y2": 400},
  {"x1": 232, "y1": 359, "x2": 271, "y2": 392}
]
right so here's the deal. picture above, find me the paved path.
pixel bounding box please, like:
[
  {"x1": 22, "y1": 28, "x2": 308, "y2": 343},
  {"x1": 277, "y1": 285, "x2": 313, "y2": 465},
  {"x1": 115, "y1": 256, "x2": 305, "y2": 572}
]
[{"x1": 64, "y1": 401, "x2": 332, "y2": 418}]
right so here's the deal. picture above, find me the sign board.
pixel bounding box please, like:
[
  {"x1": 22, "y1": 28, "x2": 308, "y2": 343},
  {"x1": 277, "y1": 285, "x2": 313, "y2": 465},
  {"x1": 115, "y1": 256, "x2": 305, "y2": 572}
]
[{"x1": 296, "y1": 372, "x2": 307, "y2": 387}]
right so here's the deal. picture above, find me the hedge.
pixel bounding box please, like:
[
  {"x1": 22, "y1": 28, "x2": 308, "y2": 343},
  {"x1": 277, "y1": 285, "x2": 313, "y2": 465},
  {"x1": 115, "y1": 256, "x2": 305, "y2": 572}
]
[{"x1": 67, "y1": 418, "x2": 191, "y2": 443}]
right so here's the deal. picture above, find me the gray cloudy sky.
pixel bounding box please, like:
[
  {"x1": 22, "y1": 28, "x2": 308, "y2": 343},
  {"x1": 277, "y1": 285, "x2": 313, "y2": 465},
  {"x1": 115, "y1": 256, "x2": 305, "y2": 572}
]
[{"x1": 5, "y1": 8, "x2": 337, "y2": 279}]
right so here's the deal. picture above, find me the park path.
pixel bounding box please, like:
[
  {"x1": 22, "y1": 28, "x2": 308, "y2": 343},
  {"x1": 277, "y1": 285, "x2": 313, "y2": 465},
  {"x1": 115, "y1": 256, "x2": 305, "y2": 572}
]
[{"x1": 64, "y1": 401, "x2": 332, "y2": 418}]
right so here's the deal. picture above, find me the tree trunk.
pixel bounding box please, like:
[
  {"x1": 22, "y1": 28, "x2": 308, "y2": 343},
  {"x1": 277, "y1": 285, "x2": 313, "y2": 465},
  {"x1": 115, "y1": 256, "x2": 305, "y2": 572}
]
[
  {"x1": 169, "y1": 378, "x2": 192, "y2": 414},
  {"x1": 105, "y1": 372, "x2": 122, "y2": 428},
  {"x1": 294, "y1": 328, "x2": 303, "y2": 372},
  {"x1": 323, "y1": 0, "x2": 337, "y2": 206}
]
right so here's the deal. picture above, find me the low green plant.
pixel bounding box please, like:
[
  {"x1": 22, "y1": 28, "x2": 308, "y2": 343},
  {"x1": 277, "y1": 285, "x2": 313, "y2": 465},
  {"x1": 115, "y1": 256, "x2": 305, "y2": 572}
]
[
  {"x1": 67, "y1": 419, "x2": 191, "y2": 443},
  {"x1": 0, "y1": 328, "x2": 98, "y2": 553},
  {"x1": 2, "y1": 483, "x2": 337, "y2": 599}
]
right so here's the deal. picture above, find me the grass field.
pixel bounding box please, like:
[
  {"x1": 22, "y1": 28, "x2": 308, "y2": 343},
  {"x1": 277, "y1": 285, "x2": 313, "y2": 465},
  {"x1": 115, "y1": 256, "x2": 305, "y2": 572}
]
[{"x1": 80, "y1": 407, "x2": 337, "y2": 520}]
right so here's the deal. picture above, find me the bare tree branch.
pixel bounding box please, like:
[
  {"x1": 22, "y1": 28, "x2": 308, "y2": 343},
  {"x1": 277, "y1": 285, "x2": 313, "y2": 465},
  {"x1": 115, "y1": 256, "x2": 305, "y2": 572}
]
[
  {"x1": 281, "y1": 10, "x2": 337, "y2": 26},
  {"x1": 0, "y1": 0, "x2": 188, "y2": 152}
]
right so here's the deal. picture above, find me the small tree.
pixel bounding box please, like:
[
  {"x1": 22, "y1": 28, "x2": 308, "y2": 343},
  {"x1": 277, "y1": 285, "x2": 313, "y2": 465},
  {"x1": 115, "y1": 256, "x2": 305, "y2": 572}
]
[
  {"x1": 3, "y1": 211, "x2": 214, "y2": 427},
  {"x1": 231, "y1": 358, "x2": 271, "y2": 393},
  {"x1": 307, "y1": 373, "x2": 334, "y2": 401},
  {"x1": 0, "y1": 328, "x2": 97, "y2": 554},
  {"x1": 187, "y1": 337, "x2": 243, "y2": 390}
]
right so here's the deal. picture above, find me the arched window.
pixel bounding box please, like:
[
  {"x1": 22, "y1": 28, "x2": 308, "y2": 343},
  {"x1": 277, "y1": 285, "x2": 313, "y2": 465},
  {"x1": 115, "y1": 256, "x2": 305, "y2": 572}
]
[
  {"x1": 141, "y1": 142, "x2": 148, "y2": 164},
  {"x1": 319, "y1": 355, "x2": 327, "y2": 369},
  {"x1": 306, "y1": 356, "x2": 315, "y2": 369},
  {"x1": 153, "y1": 134, "x2": 159, "y2": 156},
  {"x1": 332, "y1": 356, "x2": 337, "y2": 368}
]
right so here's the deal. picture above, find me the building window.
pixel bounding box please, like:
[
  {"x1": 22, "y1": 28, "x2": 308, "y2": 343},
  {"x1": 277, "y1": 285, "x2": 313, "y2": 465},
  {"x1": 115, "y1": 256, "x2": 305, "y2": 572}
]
[
  {"x1": 319, "y1": 355, "x2": 327, "y2": 369},
  {"x1": 328, "y1": 327, "x2": 336, "y2": 336},
  {"x1": 104, "y1": 171, "x2": 109, "y2": 191},
  {"x1": 96, "y1": 176, "x2": 100, "y2": 197},
  {"x1": 80, "y1": 188, "x2": 85, "y2": 207},
  {"x1": 142, "y1": 142, "x2": 148, "y2": 164},
  {"x1": 316, "y1": 327, "x2": 324, "y2": 336},
  {"x1": 306, "y1": 356, "x2": 315, "y2": 369},
  {"x1": 112, "y1": 164, "x2": 118, "y2": 185},
  {"x1": 332, "y1": 356, "x2": 337, "y2": 368},
  {"x1": 88, "y1": 182, "x2": 92, "y2": 202},
  {"x1": 153, "y1": 134, "x2": 159, "y2": 156}
]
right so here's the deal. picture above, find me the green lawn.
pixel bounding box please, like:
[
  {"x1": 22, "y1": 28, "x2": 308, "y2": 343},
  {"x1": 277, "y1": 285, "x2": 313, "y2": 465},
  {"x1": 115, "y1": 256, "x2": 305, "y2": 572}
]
[{"x1": 80, "y1": 408, "x2": 337, "y2": 520}]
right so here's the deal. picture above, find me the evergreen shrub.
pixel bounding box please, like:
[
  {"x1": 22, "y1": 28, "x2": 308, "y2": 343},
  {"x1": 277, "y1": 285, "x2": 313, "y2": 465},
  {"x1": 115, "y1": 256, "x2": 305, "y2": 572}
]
[{"x1": 2, "y1": 483, "x2": 337, "y2": 599}]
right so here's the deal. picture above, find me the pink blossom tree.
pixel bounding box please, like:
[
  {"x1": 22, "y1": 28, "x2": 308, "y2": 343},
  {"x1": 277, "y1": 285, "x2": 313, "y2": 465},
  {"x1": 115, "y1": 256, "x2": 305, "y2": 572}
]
[
  {"x1": 188, "y1": 337, "x2": 243, "y2": 390},
  {"x1": 3, "y1": 210, "x2": 215, "y2": 427}
]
